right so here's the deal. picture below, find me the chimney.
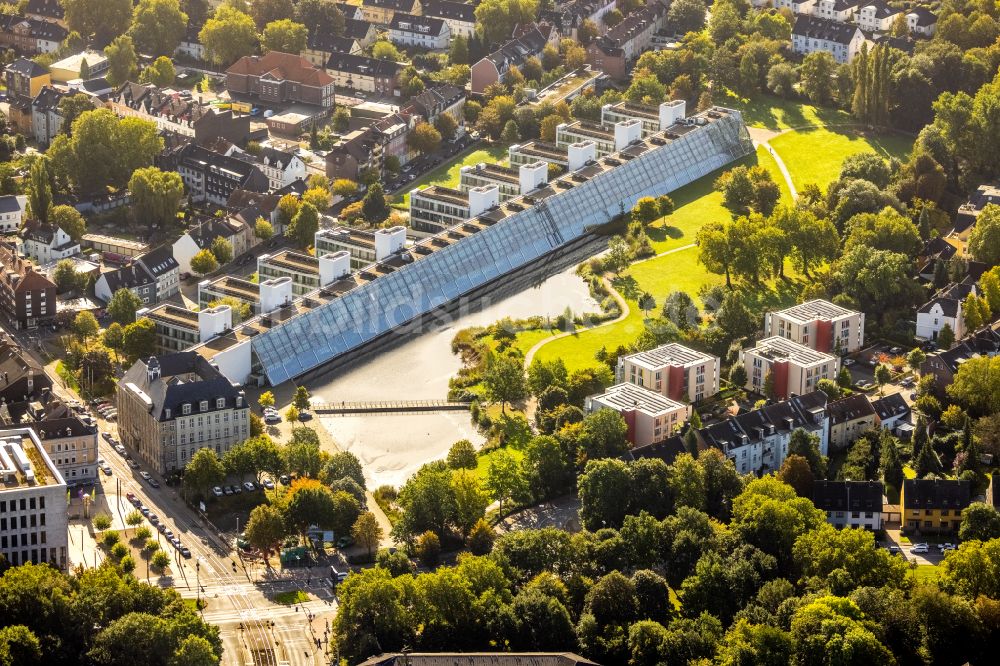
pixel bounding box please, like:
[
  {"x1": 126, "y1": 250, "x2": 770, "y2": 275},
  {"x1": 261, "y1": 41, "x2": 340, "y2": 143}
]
[
  {"x1": 319, "y1": 251, "x2": 351, "y2": 286},
  {"x1": 614, "y1": 119, "x2": 642, "y2": 152},
  {"x1": 468, "y1": 185, "x2": 499, "y2": 217},
  {"x1": 518, "y1": 160, "x2": 548, "y2": 194},
  {"x1": 259, "y1": 276, "x2": 293, "y2": 313},
  {"x1": 146, "y1": 357, "x2": 161, "y2": 383},
  {"x1": 659, "y1": 99, "x2": 686, "y2": 129},
  {"x1": 198, "y1": 304, "x2": 232, "y2": 342},
  {"x1": 374, "y1": 226, "x2": 406, "y2": 261},
  {"x1": 567, "y1": 140, "x2": 597, "y2": 172}
]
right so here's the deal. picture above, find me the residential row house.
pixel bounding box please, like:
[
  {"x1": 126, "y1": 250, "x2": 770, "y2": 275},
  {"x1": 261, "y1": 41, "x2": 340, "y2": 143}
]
[
  {"x1": 403, "y1": 84, "x2": 466, "y2": 128},
  {"x1": 916, "y1": 282, "x2": 975, "y2": 343},
  {"x1": 325, "y1": 113, "x2": 412, "y2": 179},
  {"x1": 389, "y1": 13, "x2": 451, "y2": 50},
  {"x1": 471, "y1": 26, "x2": 550, "y2": 94},
  {"x1": 0, "y1": 14, "x2": 67, "y2": 56},
  {"x1": 742, "y1": 336, "x2": 840, "y2": 400},
  {"x1": 764, "y1": 298, "x2": 865, "y2": 354},
  {"x1": 826, "y1": 393, "x2": 878, "y2": 451},
  {"x1": 586, "y1": 0, "x2": 668, "y2": 80},
  {"x1": 325, "y1": 52, "x2": 403, "y2": 96},
  {"x1": 225, "y1": 51, "x2": 336, "y2": 108},
  {"x1": 95, "y1": 247, "x2": 179, "y2": 305},
  {"x1": 421, "y1": 0, "x2": 476, "y2": 39},
  {"x1": 901, "y1": 478, "x2": 970, "y2": 534},
  {"x1": 116, "y1": 353, "x2": 250, "y2": 474},
  {"x1": 920, "y1": 321, "x2": 1000, "y2": 398},
  {"x1": 4, "y1": 57, "x2": 50, "y2": 135},
  {"x1": 361, "y1": 0, "x2": 423, "y2": 25},
  {"x1": 791, "y1": 15, "x2": 866, "y2": 64},
  {"x1": 0, "y1": 242, "x2": 56, "y2": 330},
  {"x1": 543, "y1": 0, "x2": 618, "y2": 40},
  {"x1": 585, "y1": 382, "x2": 691, "y2": 447},
  {"x1": 698, "y1": 391, "x2": 830, "y2": 474},
  {"x1": 171, "y1": 215, "x2": 256, "y2": 276},
  {"x1": 162, "y1": 142, "x2": 270, "y2": 206},
  {"x1": 109, "y1": 82, "x2": 251, "y2": 146},
  {"x1": 616, "y1": 343, "x2": 721, "y2": 403},
  {"x1": 813, "y1": 480, "x2": 884, "y2": 530}
]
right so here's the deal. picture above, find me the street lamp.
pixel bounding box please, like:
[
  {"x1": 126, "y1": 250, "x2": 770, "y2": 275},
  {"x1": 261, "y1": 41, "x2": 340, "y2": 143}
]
[{"x1": 196, "y1": 560, "x2": 201, "y2": 610}]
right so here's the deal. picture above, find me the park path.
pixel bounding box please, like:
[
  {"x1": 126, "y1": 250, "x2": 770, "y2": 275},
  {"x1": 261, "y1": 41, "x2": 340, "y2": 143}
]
[
  {"x1": 761, "y1": 141, "x2": 798, "y2": 201},
  {"x1": 521, "y1": 243, "x2": 697, "y2": 368}
]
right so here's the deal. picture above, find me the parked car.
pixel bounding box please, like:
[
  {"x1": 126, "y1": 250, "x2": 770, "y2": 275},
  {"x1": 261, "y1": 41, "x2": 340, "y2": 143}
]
[
  {"x1": 127, "y1": 458, "x2": 139, "y2": 469},
  {"x1": 911, "y1": 543, "x2": 929, "y2": 554},
  {"x1": 140, "y1": 506, "x2": 150, "y2": 517},
  {"x1": 262, "y1": 478, "x2": 275, "y2": 490},
  {"x1": 139, "y1": 471, "x2": 151, "y2": 480},
  {"x1": 102, "y1": 432, "x2": 114, "y2": 442},
  {"x1": 115, "y1": 444, "x2": 127, "y2": 456},
  {"x1": 223, "y1": 486, "x2": 233, "y2": 496},
  {"x1": 126, "y1": 492, "x2": 136, "y2": 502},
  {"x1": 101, "y1": 464, "x2": 112, "y2": 476},
  {"x1": 149, "y1": 514, "x2": 160, "y2": 525},
  {"x1": 843, "y1": 358, "x2": 855, "y2": 367},
  {"x1": 180, "y1": 546, "x2": 192, "y2": 558},
  {"x1": 243, "y1": 481, "x2": 256, "y2": 492},
  {"x1": 212, "y1": 486, "x2": 224, "y2": 497}
]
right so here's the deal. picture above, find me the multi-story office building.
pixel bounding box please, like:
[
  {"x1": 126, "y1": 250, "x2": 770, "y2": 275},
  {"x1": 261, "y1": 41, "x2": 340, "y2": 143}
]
[
  {"x1": 813, "y1": 480, "x2": 884, "y2": 530},
  {"x1": 257, "y1": 250, "x2": 352, "y2": 296},
  {"x1": 616, "y1": 343, "x2": 721, "y2": 403},
  {"x1": 0, "y1": 426, "x2": 68, "y2": 568},
  {"x1": 508, "y1": 141, "x2": 570, "y2": 169},
  {"x1": 315, "y1": 226, "x2": 406, "y2": 270},
  {"x1": 138, "y1": 303, "x2": 233, "y2": 354},
  {"x1": 458, "y1": 161, "x2": 549, "y2": 203},
  {"x1": 187, "y1": 107, "x2": 753, "y2": 387},
  {"x1": 764, "y1": 299, "x2": 865, "y2": 354},
  {"x1": 116, "y1": 353, "x2": 251, "y2": 474},
  {"x1": 586, "y1": 383, "x2": 690, "y2": 447},
  {"x1": 198, "y1": 275, "x2": 260, "y2": 314},
  {"x1": 601, "y1": 100, "x2": 686, "y2": 138},
  {"x1": 698, "y1": 391, "x2": 829, "y2": 474},
  {"x1": 742, "y1": 336, "x2": 840, "y2": 399},
  {"x1": 409, "y1": 184, "x2": 501, "y2": 233}
]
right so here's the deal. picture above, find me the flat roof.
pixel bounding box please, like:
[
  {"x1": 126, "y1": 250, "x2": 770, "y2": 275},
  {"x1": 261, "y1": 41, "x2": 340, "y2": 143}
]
[
  {"x1": 773, "y1": 299, "x2": 859, "y2": 323},
  {"x1": 607, "y1": 100, "x2": 660, "y2": 120},
  {"x1": 413, "y1": 185, "x2": 470, "y2": 207},
  {"x1": 592, "y1": 383, "x2": 687, "y2": 417},
  {"x1": 511, "y1": 141, "x2": 567, "y2": 161},
  {"x1": 202, "y1": 275, "x2": 259, "y2": 301},
  {"x1": 145, "y1": 303, "x2": 199, "y2": 330},
  {"x1": 81, "y1": 234, "x2": 149, "y2": 252},
  {"x1": 559, "y1": 121, "x2": 615, "y2": 141},
  {"x1": 623, "y1": 343, "x2": 716, "y2": 370},
  {"x1": 0, "y1": 428, "x2": 64, "y2": 490},
  {"x1": 463, "y1": 162, "x2": 520, "y2": 184},
  {"x1": 261, "y1": 250, "x2": 319, "y2": 274},
  {"x1": 316, "y1": 226, "x2": 377, "y2": 250},
  {"x1": 749, "y1": 336, "x2": 837, "y2": 365}
]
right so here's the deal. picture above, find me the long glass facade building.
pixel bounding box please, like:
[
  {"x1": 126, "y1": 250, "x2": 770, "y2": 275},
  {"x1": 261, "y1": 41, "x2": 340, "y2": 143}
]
[{"x1": 196, "y1": 108, "x2": 753, "y2": 387}]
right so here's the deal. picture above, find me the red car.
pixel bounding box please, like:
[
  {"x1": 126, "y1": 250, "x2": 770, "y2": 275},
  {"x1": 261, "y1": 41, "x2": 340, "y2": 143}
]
[{"x1": 126, "y1": 492, "x2": 136, "y2": 502}]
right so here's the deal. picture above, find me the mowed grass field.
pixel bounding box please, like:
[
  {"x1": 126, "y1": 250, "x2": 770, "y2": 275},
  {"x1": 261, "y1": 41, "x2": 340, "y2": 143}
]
[{"x1": 397, "y1": 143, "x2": 511, "y2": 206}]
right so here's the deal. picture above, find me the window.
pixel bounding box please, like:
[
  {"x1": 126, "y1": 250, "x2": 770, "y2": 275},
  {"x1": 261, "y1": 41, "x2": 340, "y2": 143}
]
[
  {"x1": 200, "y1": 400, "x2": 209, "y2": 412},
  {"x1": 182, "y1": 404, "x2": 191, "y2": 415},
  {"x1": 216, "y1": 398, "x2": 225, "y2": 409}
]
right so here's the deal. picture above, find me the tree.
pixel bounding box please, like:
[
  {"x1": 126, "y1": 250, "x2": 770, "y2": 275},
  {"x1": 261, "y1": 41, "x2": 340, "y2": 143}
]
[
  {"x1": 48, "y1": 205, "x2": 86, "y2": 241},
  {"x1": 332, "y1": 179, "x2": 357, "y2": 198},
  {"x1": 767, "y1": 62, "x2": 797, "y2": 98},
  {"x1": 286, "y1": 201, "x2": 318, "y2": 248},
  {"x1": 522, "y1": 434, "x2": 572, "y2": 500},
  {"x1": 130, "y1": 0, "x2": 188, "y2": 56},
  {"x1": 142, "y1": 57, "x2": 176, "y2": 87},
  {"x1": 958, "y1": 503, "x2": 1000, "y2": 542},
  {"x1": 484, "y1": 450, "x2": 527, "y2": 517},
  {"x1": 874, "y1": 364, "x2": 891, "y2": 393},
  {"x1": 449, "y1": 35, "x2": 469, "y2": 64},
  {"x1": 407, "y1": 122, "x2": 442, "y2": 154},
  {"x1": 361, "y1": 183, "x2": 390, "y2": 224},
  {"x1": 72, "y1": 311, "x2": 100, "y2": 340},
  {"x1": 778, "y1": 454, "x2": 815, "y2": 498},
  {"x1": 250, "y1": 0, "x2": 294, "y2": 28},
  {"x1": 208, "y1": 236, "x2": 233, "y2": 266},
  {"x1": 483, "y1": 354, "x2": 527, "y2": 413},
  {"x1": 433, "y1": 113, "x2": 458, "y2": 141},
  {"x1": 637, "y1": 292, "x2": 656, "y2": 317},
  {"x1": 253, "y1": 218, "x2": 274, "y2": 241},
  {"x1": 788, "y1": 428, "x2": 827, "y2": 479},
  {"x1": 352, "y1": 512, "x2": 382, "y2": 558},
  {"x1": 53, "y1": 260, "x2": 84, "y2": 294},
  {"x1": 200, "y1": 5, "x2": 258, "y2": 66},
  {"x1": 844, "y1": 208, "x2": 922, "y2": 256},
  {"x1": 169, "y1": 635, "x2": 218, "y2": 666},
  {"x1": 715, "y1": 291, "x2": 757, "y2": 340},
  {"x1": 451, "y1": 469, "x2": 489, "y2": 535},
  {"x1": 631, "y1": 197, "x2": 661, "y2": 226},
  {"x1": 129, "y1": 167, "x2": 184, "y2": 231},
  {"x1": 244, "y1": 504, "x2": 285, "y2": 558},
  {"x1": 969, "y1": 206, "x2": 1000, "y2": 266},
  {"x1": 606, "y1": 235, "x2": 631, "y2": 274},
  {"x1": 62, "y1": 0, "x2": 132, "y2": 46},
  {"x1": 190, "y1": 249, "x2": 219, "y2": 276},
  {"x1": 395, "y1": 462, "x2": 457, "y2": 539},
  {"x1": 107, "y1": 288, "x2": 142, "y2": 325},
  {"x1": 947, "y1": 355, "x2": 1000, "y2": 414},
  {"x1": 57, "y1": 110, "x2": 162, "y2": 193},
  {"x1": 27, "y1": 158, "x2": 51, "y2": 224},
  {"x1": 284, "y1": 480, "x2": 338, "y2": 537},
  {"x1": 666, "y1": 0, "x2": 707, "y2": 34},
  {"x1": 447, "y1": 440, "x2": 478, "y2": 469},
  {"x1": 474, "y1": 0, "x2": 539, "y2": 46},
  {"x1": 104, "y1": 321, "x2": 126, "y2": 357},
  {"x1": 183, "y1": 448, "x2": 225, "y2": 500},
  {"x1": 914, "y1": 436, "x2": 942, "y2": 477},
  {"x1": 467, "y1": 518, "x2": 495, "y2": 555},
  {"x1": 261, "y1": 19, "x2": 308, "y2": 54},
  {"x1": 799, "y1": 51, "x2": 836, "y2": 104},
  {"x1": 104, "y1": 35, "x2": 138, "y2": 87}
]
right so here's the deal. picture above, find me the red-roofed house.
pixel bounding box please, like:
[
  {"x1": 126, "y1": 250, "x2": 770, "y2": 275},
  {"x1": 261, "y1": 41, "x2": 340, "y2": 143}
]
[{"x1": 225, "y1": 51, "x2": 335, "y2": 108}]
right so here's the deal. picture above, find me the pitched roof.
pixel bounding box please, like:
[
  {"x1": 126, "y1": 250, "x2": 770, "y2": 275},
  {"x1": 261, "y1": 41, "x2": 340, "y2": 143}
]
[
  {"x1": 699, "y1": 391, "x2": 828, "y2": 454},
  {"x1": 628, "y1": 434, "x2": 686, "y2": 466},
  {"x1": 121, "y1": 353, "x2": 243, "y2": 422},
  {"x1": 827, "y1": 393, "x2": 876, "y2": 426},
  {"x1": 422, "y1": 0, "x2": 477, "y2": 23},
  {"x1": 344, "y1": 17, "x2": 376, "y2": 40},
  {"x1": 5, "y1": 57, "x2": 47, "y2": 78},
  {"x1": 870, "y1": 393, "x2": 910, "y2": 422},
  {"x1": 226, "y1": 51, "x2": 334, "y2": 87},
  {"x1": 0, "y1": 242, "x2": 56, "y2": 294},
  {"x1": 908, "y1": 6, "x2": 937, "y2": 26},
  {"x1": 390, "y1": 12, "x2": 448, "y2": 35},
  {"x1": 0, "y1": 194, "x2": 27, "y2": 215},
  {"x1": 813, "y1": 480, "x2": 884, "y2": 512},
  {"x1": 793, "y1": 14, "x2": 862, "y2": 44},
  {"x1": 902, "y1": 478, "x2": 971, "y2": 510},
  {"x1": 99, "y1": 262, "x2": 155, "y2": 294},
  {"x1": 325, "y1": 52, "x2": 403, "y2": 78},
  {"x1": 482, "y1": 27, "x2": 548, "y2": 71},
  {"x1": 185, "y1": 216, "x2": 246, "y2": 250},
  {"x1": 25, "y1": 0, "x2": 63, "y2": 19},
  {"x1": 306, "y1": 32, "x2": 359, "y2": 54},
  {"x1": 362, "y1": 0, "x2": 419, "y2": 10},
  {"x1": 860, "y1": 0, "x2": 898, "y2": 18},
  {"x1": 138, "y1": 246, "x2": 179, "y2": 278}
]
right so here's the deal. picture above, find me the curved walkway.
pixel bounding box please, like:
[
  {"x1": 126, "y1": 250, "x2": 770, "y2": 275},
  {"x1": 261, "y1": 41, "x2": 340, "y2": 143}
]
[
  {"x1": 523, "y1": 275, "x2": 630, "y2": 368},
  {"x1": 761, "y1": 141, "x2": 798, "y2": 201},
  {"x1": 521, "y1": 243, "x2": 697, "y2": 368}
]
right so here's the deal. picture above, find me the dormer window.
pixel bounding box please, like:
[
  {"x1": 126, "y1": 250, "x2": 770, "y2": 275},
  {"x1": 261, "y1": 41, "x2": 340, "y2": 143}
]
[
  {"x1": 200, "y1": 400, "x2": 209, "y2": 412},
  {"x1": 182, "y1": 404, "x2": 191, "y2": 415},
  {"x1": 216, "y1": 398, "x2": 225, "y2": 409},
  {"x1": 165, "y1": 409, "x2": 171, "y2": 419}
]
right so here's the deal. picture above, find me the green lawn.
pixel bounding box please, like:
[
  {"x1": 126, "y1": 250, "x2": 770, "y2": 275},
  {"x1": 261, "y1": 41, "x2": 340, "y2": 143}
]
[
  {"x1": 913, "y1": 564, "x2": 943, "y2": 584},
  {"x1": 769, "y1": 127, "x2": 913, "y2": 192},
  {"x1": 397, "y1": 143, "x2": 511, "y2": 206},
  {"x1": 274, "y1": 590, "x2": 310, "y2": 605},
  {"x1": 725, "y1": 92, "x2": 852, "y2": 132},
  {"x1": 476, "y1": 445, "x2": 525, "y2": 480}
]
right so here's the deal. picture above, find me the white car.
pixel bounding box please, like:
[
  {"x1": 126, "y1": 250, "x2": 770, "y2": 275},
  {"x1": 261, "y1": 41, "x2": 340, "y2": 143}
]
[
  {"x1": 212, "y1": 486, "x2": 224, "y2": 497},
  {"x1": 911, "y1": 543, "x2": 929, "y2": 554},
  {"x1": 262, "y1": 478, "x2": 275, "y2": 490},
  {"x1": 264, "y1": 411, "x2": 281, "y2": 424}
]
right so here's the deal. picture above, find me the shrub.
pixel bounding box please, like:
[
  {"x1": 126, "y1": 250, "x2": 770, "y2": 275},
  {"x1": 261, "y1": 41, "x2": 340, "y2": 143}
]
[
  {"x1": 110, "y1": 542, "x2": 128, "y2": 560},
  {"x1": 144, "y1": 538, "x2": 161, "y2": 553},
  {"x1": 151, "y1": 550, "x2": 171, "y2": 570},
  {"x1": 93, "y1": 513, "x2": 112, "y2": 530},
  {"x1": 120, "y1": 554, "x2": 136, "y2": 574},
  {"x1": 414, "y1": 530, "x2": 441, "y2": 568},
  {"x1": 125, "y1": 510, "x2": 143, "y2": 526},
  {"x1": 102, "y1": 531, "x2": 120, "y2": 548},
  {"x1": 467, "y1": 518, "x2": 495, "y2": 555},
  {"x1": 135, "y1": 526, "x2": 152, "y2": 541}
]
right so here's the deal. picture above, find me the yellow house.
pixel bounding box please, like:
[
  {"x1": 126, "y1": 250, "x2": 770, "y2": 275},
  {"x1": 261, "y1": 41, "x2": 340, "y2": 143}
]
[
  {"x1": 361, "y1": 0, "x2": 422, "y2": 25},
  {"x1": 901, "y1": 478, "x2": 971, "y2": 534}
]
